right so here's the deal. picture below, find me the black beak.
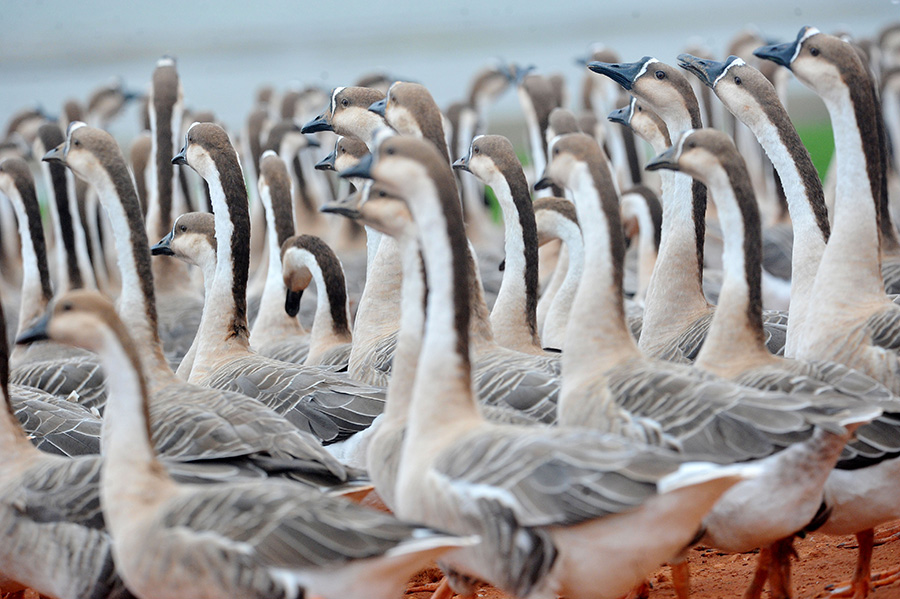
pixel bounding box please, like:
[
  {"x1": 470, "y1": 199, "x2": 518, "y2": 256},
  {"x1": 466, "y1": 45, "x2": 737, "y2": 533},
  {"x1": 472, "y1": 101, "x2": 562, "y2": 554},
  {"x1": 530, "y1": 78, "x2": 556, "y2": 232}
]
[
  {"x1": 321, "y1": 201, "x2": 361, "y2": 219},
  {"x1": 368, "y1": 99, "x2": 387, "y2": 117},
  {"x1": 305, "y1": 136, "x2": 321, "y2": 149},
  {"x1": 452, "y1": 156, "x2": 470, "y2": 172},
  {"x1": 607, "y1": 103, "x2": 633, "y2": 127},
  {"x1": 123, "y1": 88, "x2": 142, "y2": 102},
  {"x1": 16, "y1": 311, "x2": 51, "y2": 345},
  {"x1": 42, "y1": 142, "x2": 67, "y2": 166},
  {"x1": 285, "y1": 289, "x2": 303, "y2": 318},
  {"x1": 534, "y1": 176, "x2": 555, "y2": 191},
  {"x1": 753, "y1": 41, "x2": 798, "y2": 69},
  {"x1": 315, "y1": 149, "x2": 337, "y2": 171},
  {"x1": 150, "y1": 230, "x2": 175, "y2": 256},
  {"x1": 498, "y1": 258, "x2": 505, "y2": 272},
  {"x1": 301, "y1": 113, "x2": 333, "y2": 134},
  {"x1": 512, "y1": 64, "x2": 536, "y2": 86},
  {"x1": 677, "y1": 54, "x2": 729, "y2": 88},
  {"x1": 587, "y1": 58, "x2": 652, "y2": 91},
  {"x1": 645, "y1": 146, "x2": 680, "y2": 172},
  {"x1": 339, "y1": 153, "x2": 374, "y2": 180},
  {"x1": 172, "y1": 145, "x2": 188, "y2": 165}
]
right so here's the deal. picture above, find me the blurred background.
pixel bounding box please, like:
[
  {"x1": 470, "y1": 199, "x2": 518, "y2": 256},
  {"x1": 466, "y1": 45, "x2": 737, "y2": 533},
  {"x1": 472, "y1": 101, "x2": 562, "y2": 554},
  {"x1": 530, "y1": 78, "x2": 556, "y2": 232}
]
[{"x1": 2, "y1": 0, "x2": 897, "y2": 171}]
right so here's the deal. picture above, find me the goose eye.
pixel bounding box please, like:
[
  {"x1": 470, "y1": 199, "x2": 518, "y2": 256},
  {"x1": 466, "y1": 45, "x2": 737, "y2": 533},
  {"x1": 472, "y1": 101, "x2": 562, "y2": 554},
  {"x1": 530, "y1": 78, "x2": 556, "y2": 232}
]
[
  {"x1": 636, "y1": 105, "x2": 642, "y2": 112},
  {"x1": 180, "y1": 225, "x2": 187, "y2": 232},
  {"x1": 61, "y1": 302, "x2": 73, "y2": 312},
  {"x1": 733, "y1": 76, "x2": 742, "y2": 85},
  {"x1": 655, "y1": 70, "x2": 666, "y2": 80},
  {"x1": 386, "y1": 147, "x2": 395, "y2": 155},
  {"x1": 687, "y1": 142, "x2": 696, "y2": 148},
  {"x1": 472, "y1": 146, "x2": 479, "y2": 154},
  {"x1": 553, "y1": 147, "x2": 560, "y2": 156},
  {"x1": 341, "y1": 98, "x2": 350, "y2": 107},
  {"x1": 73, "y1": 139, "x2": 81, "y2": 146},
  {"x1": 809, "y1": 47, "x2": 820, "y2": 57}
]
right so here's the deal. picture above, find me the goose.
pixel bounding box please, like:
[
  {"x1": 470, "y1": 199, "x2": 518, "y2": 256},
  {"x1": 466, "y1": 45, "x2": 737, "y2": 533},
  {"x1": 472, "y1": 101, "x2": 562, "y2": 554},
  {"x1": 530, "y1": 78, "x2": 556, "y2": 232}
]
[
  {"x1": 532, "y1": 197, "x2": 583, "y2": 351},
  {"x1": 351, "y1": 133, "x2": 760, "y2": 599},
  {"x1": 514, "y1": 71, "x2": 565, "y2": 196},
  {"x1": 0, "y1": 157, "x2": 107, "y2": 411},
  {"x1": 0, "y1": 296, "x2": 130, "y2": 599},
  {"x1": 755, "y1": 27, "x2": 900, "y2": 597},
  {"x1": 452, "y1": 134, "x2": 544, "y2": 354},
  {"x1": 172, "y1": 122, "x2": 384, "y2": 449},
  {"x1": 589, "y1": 57, "x2": 788, "y2": 361},
  {"x1": 248, "y1": 151, "x2": 309, "y2": 361},
  {"x1": 647, "y1": 127, "x2": 898, "y2": 599},
  {"x1": 17, "y1": 289, "x2": 477, "y2": 599},
  {"x1": 130, "y1": 131, "x2": 152, "y2": 216},
  {"x1": 34, "y1": 123, "x2": 89, "y2": 293},
  {"x1": 301, "y1": 86, "x2": 386, "y2": 147},
  {"x1": 146, "y1": 57, "x2": 205, "y2": 369},
  {"x1": 43, "y1": 122, "x2": 357, "y2": 485},
  {"x1": 281, "y1": 234, "x2": 353, "y2": 367}
]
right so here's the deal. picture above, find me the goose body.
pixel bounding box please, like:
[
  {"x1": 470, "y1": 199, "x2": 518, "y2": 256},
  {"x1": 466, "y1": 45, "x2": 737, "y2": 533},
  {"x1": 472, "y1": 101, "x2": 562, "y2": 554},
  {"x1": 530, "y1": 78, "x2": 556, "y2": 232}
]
[{"x1": 19, "y1": 290, "x2": 476, "y2": 599}]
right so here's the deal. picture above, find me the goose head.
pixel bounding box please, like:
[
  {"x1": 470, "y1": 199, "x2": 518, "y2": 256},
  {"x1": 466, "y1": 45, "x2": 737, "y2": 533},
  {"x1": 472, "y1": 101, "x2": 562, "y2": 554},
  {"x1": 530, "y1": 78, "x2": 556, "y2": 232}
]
[
  {"x1": 452, "y1": 134, "x2": 518, "y2": 189},
  {"x1": 373, "y1": 82, "x2": 441, "y2": 139},
  {"x1": 173, "y1": 122, "x2": 238, "y2": 181},
  {"x1": 646, "y1": 128, "x2": 736, "y2": 191},
  {"x1": 41, "y1": 121, "x2": 115, "y2": 183},
  {"x1": 535, "y1": 132, "x2": 600, "y2": 192},
  {"x1": 302, "y1": 87, "x2": 386, "y2": 142},
  {"x1": 754, "y1": 27, "x2": 853, "y2": 101},
  {"x1": 150, "y1": 212, "x2": 216, "y2": 268},
  {"x1": 608, "y1": 97, "x2": 670, "y2": 150}
]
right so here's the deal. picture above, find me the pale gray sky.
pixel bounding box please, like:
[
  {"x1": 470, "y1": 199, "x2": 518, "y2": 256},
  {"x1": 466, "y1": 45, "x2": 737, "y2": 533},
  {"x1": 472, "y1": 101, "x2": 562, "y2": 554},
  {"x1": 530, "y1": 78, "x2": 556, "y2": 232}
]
[{"x1": 2, "y1": 0, "x2": 897, "y2": 130}]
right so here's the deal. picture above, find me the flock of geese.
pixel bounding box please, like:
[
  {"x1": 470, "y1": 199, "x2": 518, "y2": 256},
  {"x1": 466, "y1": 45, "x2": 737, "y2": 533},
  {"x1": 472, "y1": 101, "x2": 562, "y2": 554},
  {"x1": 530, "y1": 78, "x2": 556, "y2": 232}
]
[{"x1": 1, "y1": 20, "x2": 900, "y2": 599}]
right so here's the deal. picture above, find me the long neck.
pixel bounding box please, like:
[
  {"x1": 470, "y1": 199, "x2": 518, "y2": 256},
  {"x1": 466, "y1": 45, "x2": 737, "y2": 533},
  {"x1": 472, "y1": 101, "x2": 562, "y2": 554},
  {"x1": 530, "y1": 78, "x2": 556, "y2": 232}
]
[
  {"x1": 384, "y1": 235, "x2": 426, "y2": 421},
  {"x1": 304, "y1": 254, "x2": 353, "y2": 364},
  {"x1": 175, "y1": 250, "x2": 217, "y2": 380},
  {"x1": 92, "y1": 166, "x2": 173, "y2": 384},
  {"x1": 147, "y1": 80, "x2": 190, "y2": 290},
  {"x1": 348, "y1": 234, "x2": 402, "y2": 380},
  {"x1": 694, "y1": 166, "x2": 771, "y2": 373},
  {"x1": 736, "y1": 102, "x2": 829, "y2": 355},
  {"x1": 814, "y1": 83, "x2": 885, "y2": 301},
  {"x1": 250, "y1": 186, "x2": 304, "y2": 344},
  {"x1": 638, "y1": 169, "x2": 709, "y2": 356},
  {"x1": 409, "y1": 179, "x2": 481, "y2": 435},
  {"x1": 43, "y1": 159, "x2": 83, "y2": 291},
  {"x1": 8, "y1": 185, "x2": 53, "y2": 336},
  {"x1": 564, "y1": 161, "x2": 640, "y2": 382},
  {"x1": 191, "y1": 159, "x2": 252, "y2": 382},
  {"x1": 66, "y1": 171, "x2": 97, "y2": 289},
  {"x1": 542, "y1": 217, "x2": 585, "y2": 350},
  {"x1": 489, "y1": 172, "x2": 541, "y2": 353}
]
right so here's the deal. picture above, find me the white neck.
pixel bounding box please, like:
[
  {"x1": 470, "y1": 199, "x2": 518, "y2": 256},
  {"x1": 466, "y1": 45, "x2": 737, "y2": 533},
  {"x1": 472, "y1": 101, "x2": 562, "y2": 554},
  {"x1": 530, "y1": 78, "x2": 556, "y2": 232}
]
[
  {"x1": 488, "y1": 176, "x2": 541, "y2": 353},
  {"x1": 7, "y1": 189, "x2": 48, "y2": 337},
  {"x1": 176, "y1": 248, "x2": 217, "y2": 380},
  {"x1": 297, "y1": 253, "x2": 352, "y2": 365},
  {"x1": 91, "y1": 172, "x2": 172, "y2": 385},
  {"x1": 811, "y1": 89, "x2": 885, "y2": 301},
  {"x1": 42, "y1": 161, "x2": 71, "y2": 293},
  {"x1": 638, "y1": 170, "x2": 709, "y2": 356},
  {"x1": 67, "y1": 172, "x2": 98, "y2": 289},
  {"x1": 563, "y1": 163, "x2": 640, "y2": 387},
  {"x1": 541, "y1": 217, "x2": 584, "y2": 350}
]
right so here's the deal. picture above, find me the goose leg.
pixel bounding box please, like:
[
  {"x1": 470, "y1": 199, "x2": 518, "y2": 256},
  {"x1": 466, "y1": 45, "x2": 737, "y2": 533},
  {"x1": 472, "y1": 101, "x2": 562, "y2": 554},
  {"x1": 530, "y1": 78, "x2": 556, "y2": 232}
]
[
  {"x1": 827, "y1": 529, "x2": 874, "y2": 598},
  {"x1": 619, "y1": 579, "x2": 650, "y2": 599},
  {"x1": 767, "y1": 537, "x2": 797, "y2": 599},
  {"x1": 670, "y1": 560, "x2": 690, "y2": 599},
  {"x1": 743, "y1": 546, "x2": 771, "y2": 599}
]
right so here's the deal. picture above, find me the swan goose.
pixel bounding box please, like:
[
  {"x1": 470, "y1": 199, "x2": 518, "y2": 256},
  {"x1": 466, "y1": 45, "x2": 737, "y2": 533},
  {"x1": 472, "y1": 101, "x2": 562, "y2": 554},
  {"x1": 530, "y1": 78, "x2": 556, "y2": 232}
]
[
  {"x1": 43, "y1": 122, "x2": 352, "y2": 484},
  {"x1": 352, "y1": 132, "x2": 760, "y2": 599},
  {"x1": 589, "y1": 57, "x2": 788, "y2": 361},
  {"x1": 301, "y1": 86, "x2": 386, "y2": 148},
  {"x1": 647, "y1": 127, "x2": 895, "y2": 599},
  {"x1": 756, "y1": 27, "x2": 900, "y2": 598},
  {"x1": 172, "y1": 122, "x2": 384, "y2": 449},
  {"x1": 18, "y1": 289, "x2": 477, "y2": 599},
  {"x1": 0, "y1": 157, "x2": 106, "y2": 410}
]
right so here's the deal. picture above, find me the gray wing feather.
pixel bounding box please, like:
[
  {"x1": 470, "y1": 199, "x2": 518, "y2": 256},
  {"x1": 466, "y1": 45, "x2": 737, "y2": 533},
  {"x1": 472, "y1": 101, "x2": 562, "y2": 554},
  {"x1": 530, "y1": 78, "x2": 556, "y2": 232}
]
[
  {"x1": 10, "y1": 384, "x2": 102, "y2": 456},
  {"x1": 10, "y1": 357, "x2": 107, "y2": 412}
]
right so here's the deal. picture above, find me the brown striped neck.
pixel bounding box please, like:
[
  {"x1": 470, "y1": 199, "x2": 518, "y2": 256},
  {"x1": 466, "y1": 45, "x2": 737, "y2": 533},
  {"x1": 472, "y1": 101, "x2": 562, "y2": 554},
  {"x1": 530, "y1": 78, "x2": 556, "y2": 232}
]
[
  {"x1": 148, "y1": 58, "x2": 182, "y2": 239},
  {"x1": 0, "y1": 159, "x2": 53, "y2": 334},
  {"x1": 130, "y1": 132, "x2": 152, "y2": 216},
  {"x1": 459, "y1": 135, "x2": 540, "y2": 351},
  {"x1": 37, "y1": 124, "x2": 83, "y2": 290}
]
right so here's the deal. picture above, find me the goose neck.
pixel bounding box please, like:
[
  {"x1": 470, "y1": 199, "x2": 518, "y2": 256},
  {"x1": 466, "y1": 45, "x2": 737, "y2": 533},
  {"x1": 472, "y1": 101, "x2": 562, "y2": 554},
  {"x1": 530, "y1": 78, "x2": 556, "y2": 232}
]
[{"x1": 7, "y1": 186, "x2": 52, "y2": 337}]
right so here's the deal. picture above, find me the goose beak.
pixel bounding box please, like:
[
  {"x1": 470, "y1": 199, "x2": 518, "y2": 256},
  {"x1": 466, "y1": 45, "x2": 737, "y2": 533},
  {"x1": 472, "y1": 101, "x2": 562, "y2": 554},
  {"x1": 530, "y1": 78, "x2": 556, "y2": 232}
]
[
  {"x1": 16, "y1": 311, "x2": 51, "y2": 345},
  {"x1": 452, "y1": 156, "x2": 470, "y2": 172},
  {"x1": 607, "y1": 105, "x2": 632, "y2": 126},
  {"x1": 534, "y1": 176, "x2": 555, "y2": 191},
  {"x1": 753, "y1": 41, "x2": 797, "y2": 69},
  {"x1": 172, "y1": 145, "x2": 188, "y2": 165},
  {"x1": 150, "y1": 230, "x2": 175, "y2": 256},
  {"x1": 573, "y1": 55, "x2": 590, "y2": 67},
  {"x1": 368, "y1": 99, "x2": 387, "y2": 117},
  {"x1": 284, "y1": 289, "x2": 303, "y2": 317},
  {"x1": 587, "y1": 59, "x2": 649, "y2": 90},
  {"x1": 677, "y1": 54, "x2": 728, "y2": 88},
  {"x1": 42, "y1": 143, "x2": 66, "y2": 166},
  {"x1": 511, "y1": 64, "x2": 536, "y2": 86},
  {"x1": 645, "y1": 146, "x2": 680, "y2": 171},
  {"x1": 315, "y1": 149, "x2": 337, "y2": 171},
  {"x1": 301, "y1": 113, "x2": 333, "y2": 134},
  {"x1": 305, "y1": 136, "x2": 321, "y2": 149},
  {"x1": 321, "y1": 191, "x2": 361, "y2": 219},
  {"x1": 339, "y1": 153, "x2": 374, "y2": 180}
]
